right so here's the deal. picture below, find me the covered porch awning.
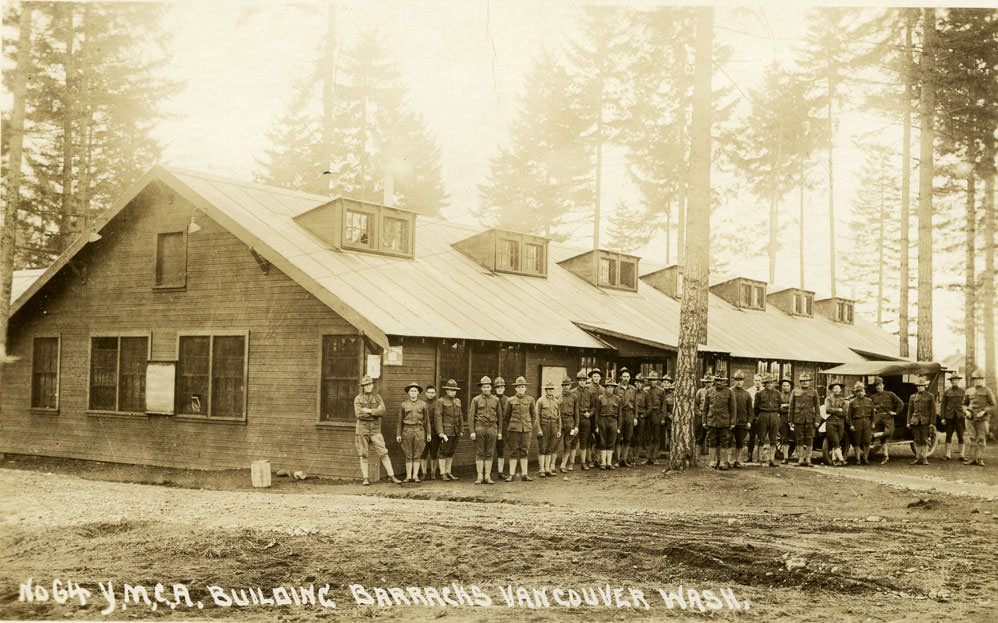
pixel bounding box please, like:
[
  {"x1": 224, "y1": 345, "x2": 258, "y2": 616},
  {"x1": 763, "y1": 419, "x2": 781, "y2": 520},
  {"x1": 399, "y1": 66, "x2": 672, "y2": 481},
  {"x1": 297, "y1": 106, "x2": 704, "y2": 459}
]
[{"x1": 820, "y1": 361, "x2": 941, "y2": 377}]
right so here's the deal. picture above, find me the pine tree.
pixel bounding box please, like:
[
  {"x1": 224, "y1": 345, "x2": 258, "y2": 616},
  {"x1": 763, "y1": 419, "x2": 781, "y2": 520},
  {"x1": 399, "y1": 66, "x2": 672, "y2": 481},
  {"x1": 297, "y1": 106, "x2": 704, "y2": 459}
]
[
  {"x1": 259, "y1": 31, "x2": 448, "y2": 216},
  {"x1": 916, "y1": 8, "x2": 938, "y2": 362},
  {"x1": 3, "y1": 2, "x2": 179, "y2": 266}
]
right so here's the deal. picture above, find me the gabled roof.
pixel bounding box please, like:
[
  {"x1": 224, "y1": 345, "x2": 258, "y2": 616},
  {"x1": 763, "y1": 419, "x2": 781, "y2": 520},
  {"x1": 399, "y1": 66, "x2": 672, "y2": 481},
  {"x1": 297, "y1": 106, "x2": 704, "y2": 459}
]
[{"x1": 9, "y1": 165, "x2": 903, "y2": 364}]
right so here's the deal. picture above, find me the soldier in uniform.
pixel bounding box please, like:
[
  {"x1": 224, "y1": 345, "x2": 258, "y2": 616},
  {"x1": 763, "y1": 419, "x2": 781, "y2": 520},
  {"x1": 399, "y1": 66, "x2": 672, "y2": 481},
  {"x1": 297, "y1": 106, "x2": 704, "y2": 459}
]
[
  {"x1": 584, "y1": 368, "x2": 604, "y2": 468},
  {"x1": 940, "y1": 372, "x2": 966, "y2": 461},
  {"x1": 494, "y1": 377, "x2": 510, "y2": 480},
  {"x1": 778, "y1": 378, "x2": 796, "y2": 464},
  {"x1": 644, "y1": 372, "x2": 664, "y2": 464},
  {"x1": 354, "y1": 376, "x2": 403, "y2": 486},
  {"x1": 434, "y1": 379, "x2": 463, "y2": 480},
  {"x1": 633, "y1": 374, "x2": 650, "y2": 464},
  {"x1": 505, "y1": 376, "x2": 540, "y2": 481},
  {"x1": 558, "y1": 376, "x2": 580, "y2": 472},
  {"x1": 847, "y1": 382, "x2": 875, "y2": 465},
  {"x1": 419, "y1": 385, "x2": 439, "y2": 479},
  {"x1": 396, "y1": 382, "x2": 432, "y2": 482},
  {"x1": 789, "y1": 372, "x2": 821, "y2": 467},
  {"x1": 870, "y1": 376, "x2": 905, "y2": 464},
  {"x1": 617, "y1": 369, "x2": 638, "y2": 467},
  {"x1": 466, "y1": 376, "x2": 503, "y2": 485},
  {"x1": 597, "y1": 379, "x2": 622, "y2": 469},
  {"x1": 730, "y1": 371, "x2": 753, "y2": 468},
  {"x1": 705, "y1": 374, "x2": 735, "y2": 469},
  {"x1": 695, "y1": 373, "x2": 714, "y2": 457},
  {"x1": 661, "y1": 374, "x2": 675, "y2": 457},
  {"x1": 570, "y1": 370, "x2": 593, "y2": 470},
  {"x1": 906, "y1": 376, "x2": 936, "y2": 465},
  {"x1": 824, "y1": 381, "x2": 848, "y2": 466},
  {"x1": 753, "y1": 374, "x2": 782, "y2": 467},
  {"x1": 746, "y1": 374, "x2": 764, "y2": 462},
  {"x1": 964, "y1": 370, "x2": 996, "y2": 466},
  {"x1": 536, "y1": 382, "x2": 561, "y2": 477}
]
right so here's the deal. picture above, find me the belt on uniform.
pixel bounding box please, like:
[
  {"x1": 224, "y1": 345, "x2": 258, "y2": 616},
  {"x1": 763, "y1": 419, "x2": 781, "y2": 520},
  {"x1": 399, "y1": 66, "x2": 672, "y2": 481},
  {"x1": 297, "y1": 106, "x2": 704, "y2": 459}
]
[{"x1": 403, "y1": 422, "x2": 424, "y2": 427}]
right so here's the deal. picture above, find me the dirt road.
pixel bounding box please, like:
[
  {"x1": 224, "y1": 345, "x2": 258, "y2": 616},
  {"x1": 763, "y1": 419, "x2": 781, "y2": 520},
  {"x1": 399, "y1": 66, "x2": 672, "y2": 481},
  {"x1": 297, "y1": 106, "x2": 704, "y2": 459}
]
[{"x1": 1, "y1": 453, "x2": 996, "y2": 622}]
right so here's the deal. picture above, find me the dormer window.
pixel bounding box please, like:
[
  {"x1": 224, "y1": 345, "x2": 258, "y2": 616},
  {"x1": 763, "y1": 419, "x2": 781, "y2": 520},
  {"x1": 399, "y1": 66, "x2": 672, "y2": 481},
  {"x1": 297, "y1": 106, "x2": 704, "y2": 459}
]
[
  {"x1": 345, "y1": 209, "x2": 372, "y2": 247},
  {"x1": 741, "y1": 283, "x2": 765, "y2": 309},
  {"x1": 836, "y1": 300, "x2": 854, "y2": 323},
  {"x1": 599, "y1": 257, "x2": 616, "y2": 285},
  {"x1": 712, "y1": 277, "x2": 765, "y2": 309},
  {"x1": 453, "y1": 229, "x2": 549, "y2": 278},
  {"x1": 382, "y1": 216, "x2": 410, "y2": 253},
  {"x1": 557, "y1": 249, "x2": 640, "y2": 292},
  {"x1": 793, "y1": 292, "x2": 814, "y2": 317}
]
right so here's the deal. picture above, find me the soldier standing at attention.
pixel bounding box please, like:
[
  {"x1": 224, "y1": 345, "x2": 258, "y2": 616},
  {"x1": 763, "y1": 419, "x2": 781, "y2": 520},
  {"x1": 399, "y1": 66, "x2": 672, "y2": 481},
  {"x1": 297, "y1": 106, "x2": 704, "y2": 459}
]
[
  {"x1": 695, "y1": 373, "x2": 714, "y2": 457},
  {"x1": 907, "y1": 377, "x2": 937, "y2": 465},
  {"x1": 633, "y1": 374, "x2": 650, "y2": 464},
  {"x1": 419, "y1": 385, "x2": 439, "y2": 479},
  {"x1": 598, "y1": 379, "x2": 622, "y2": 469},
  {"x1": 494, "y1": 377, "x2": 510, "y2": 480},
  {"x1": 584, "y1": 369, "x2": 604, "y2": 468},
  {"x1": 434, "y1": 379, "x2": 463, "y2": 480},
  {"x1": 536, "y1": 382, "x2": 562, "y2": 477},
  {"x1": 730, "y1": 371, "x2": 753, "y2": 468},
  {"x1": 617, "y1": 369, "x2": 637, "y2": 467},
  {"x1": 705, "y1": 375, "x2": 735, "y2": 469},
  {"x1": 645, "y1": 372, "x2": 664, "y2": 465},
  {"x1": 870, "y1": 376, "x2": 905, "y2": 464},
  {"x1": 964, "y1": 370, "x2": 996, "y2": 466},
  {"x1": 778, "y1": 378, "x2": 796, "y2": 464},
  {"x1": 753, "y1": 374, "x2": 782, "y2": 467},
  {"x1": 662, "y1": 375, "x2": 676, "y2": 458},
  {"x1": 354, "y1": 376, "x2": 403, "y2": 486},
  {"x1": 467, "y1": 376, "x2": 503, "y2": 485},
  {"x1": 570, "y1": 370, "x2": 593, "y2": 470},
  {"x1": 746, "y1": 374, "x2": 764, "y2": 462},
  {"x1": 940, "y1": 372, "x2": 966, "y2": 461},
  {"x1": 396, "y1": 382, "x2": 432, "y2": 482},
  {"x1": 824, "y1": 382, "x2": 848, "y2": 466},
  {"x1": 558, "y1": 376, "x2": 580, "y2": 472},
  {"x1": 789, "y1": 373, "x2": 821, "y2": 467},
  {"x1": 505, "y1": 376, "x2": 540, "y2": 481},
  {"x1": 847, "y1": 382, "x2": 875, "y2": 465}
]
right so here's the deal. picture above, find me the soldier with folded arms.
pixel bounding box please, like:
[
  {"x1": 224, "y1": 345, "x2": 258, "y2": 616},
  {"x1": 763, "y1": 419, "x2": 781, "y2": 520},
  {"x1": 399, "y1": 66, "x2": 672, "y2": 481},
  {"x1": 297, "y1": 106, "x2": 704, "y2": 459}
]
[{"x1": 354, "y1": 376, "x2": 403, "y2": 486}]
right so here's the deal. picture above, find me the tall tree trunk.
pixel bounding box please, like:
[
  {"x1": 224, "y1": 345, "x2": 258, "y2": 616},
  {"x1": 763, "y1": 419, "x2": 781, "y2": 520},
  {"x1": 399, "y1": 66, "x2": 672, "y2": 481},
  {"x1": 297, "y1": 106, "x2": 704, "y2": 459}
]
[
  {"x1": 769, "y1": 121, "x2": 783, "y2": 284},
  {"x1": 1, "y1": 3, "x2": 34, "y2": 369},
  {"x1": 916, "y1": 8, "x2": 936, "y2": 362},
  {"x1": 672, "y1": 6, "x2": 712, "y2": 471},
  {"x1": 984, "y1": 171, "x2": 996, "y2": 394},
  {"x1": 877, "y1": 157, "x2": 886, "y2": 326},
  {"x1": 799, "y1": 155, "x2": 805, "y2": 289},
  {"x1": 77, "y1": 6, "x2": 92, "y2": 232},
  {"x1": 827, "y1": 65, "x2": 837, "y2": 297},
  {"x1": 59, "y1": 5, "x2": 76, "y2": 252},
  {"x1": 665, "y1": 195, "x2": 672, "y2": 264},
  {"x1": 321, "y1": 3, "x2": 336, "y2": 193},
  {"x1": 592, "y1": 131, "x2": 602, "y2": 280},
  {"x1": 965, "y1": 144, "x2": 977, "y2": 377},
  {"x1": 899, "y1": 14, "x2": 914, "y2": 358}
]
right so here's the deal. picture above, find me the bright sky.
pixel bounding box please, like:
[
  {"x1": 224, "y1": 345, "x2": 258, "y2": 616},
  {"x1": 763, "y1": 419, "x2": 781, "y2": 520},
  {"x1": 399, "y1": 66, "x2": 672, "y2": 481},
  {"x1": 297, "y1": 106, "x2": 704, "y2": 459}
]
[{"x1": 148, "y1": 0, "x2": 973, "y2": 358}]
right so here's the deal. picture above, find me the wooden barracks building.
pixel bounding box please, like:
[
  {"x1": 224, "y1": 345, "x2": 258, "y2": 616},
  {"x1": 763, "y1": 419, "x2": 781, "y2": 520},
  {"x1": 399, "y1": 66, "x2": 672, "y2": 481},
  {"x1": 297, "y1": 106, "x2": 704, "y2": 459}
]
[{"x1": 2, "y1": 166, "x2": 901, "y2": 478}]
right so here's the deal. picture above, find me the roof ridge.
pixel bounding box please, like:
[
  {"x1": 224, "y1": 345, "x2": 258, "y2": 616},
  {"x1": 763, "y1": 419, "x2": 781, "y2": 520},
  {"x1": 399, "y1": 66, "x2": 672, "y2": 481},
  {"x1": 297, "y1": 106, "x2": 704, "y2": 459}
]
[{"x1": 163, "y1": 166, "x2": 332, "y2": 203}]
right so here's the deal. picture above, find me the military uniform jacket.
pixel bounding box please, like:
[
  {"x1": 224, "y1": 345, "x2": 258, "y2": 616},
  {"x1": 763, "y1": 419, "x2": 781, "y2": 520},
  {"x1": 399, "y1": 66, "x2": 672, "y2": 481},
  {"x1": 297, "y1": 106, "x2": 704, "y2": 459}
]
[
  {"x1": 705, "y1": 387, "x2": 736, "y2": 428},
  {"x1": 732, "y1": 386, "x2": 753, "y2": 425},
  {"x1": 870, "y1": 390, "x2": 905, "y2": 419},
  {"x1": 941, "y1": 387, "x2": 965, "y2": 420},
  {"x1": 354, "y1": 392, "x2": 386, "y2": 434},
  {"x1": 754, "y1": 388, "x2": 782, "y2": 415},
  {"x1": 647, "y1": 386, "x2": 664, "y2": 421},
  {"x1": 397, "y1": 399, "x2": 431, "y2": 438},
  {"x1": 537, "y1": 395, "x2": 561, "y2": 423},
  {"x1": 907, "y1": 391, "x2": 936, "y2": 427},
  {"x1": 664, "y1": 391, "x2": 675, "y2": 416},
  {"x1": 495, "y1": 394, "x2": 510, "y2": 430},
  {"x1": 790, "y1": 388, "x2": 821, "y2": 425},
  {"x1": 824, "y1": 395, "x2": 847, "y2": 422},
  {"x1": 695, "y1": 387, "x2": 710, "y2": 418},
  {"x1": 619, "y1": 384, "x2": 637, "y2": 417},
  {"x1": 467, "y1": 393, "x2": 502, "y2": 430},
  {"x1": 598, "y1": 391, "x2": 622, "y2": 428},
  {"x1": 779, "y1": 390, "x2": 793, "y2": 417},
  {"x1": 582, "y1": 384, "x2": 603, "y2": 419},
  {"x1": 560, "y1": 389, "x2": 580, "y2": 428},
  {"x1": 847, "y1": 396, "x2": 874, "y2": 426},
  {"x1": 434, "y1": 395, "x2": 463, "y2": 436},
  {"x1": 505, "y1": 394, "x2": 540, "y2": 433},
  {"x1": 964, "y1": 386, "x2": 997, "y2": 420},
  {"x1": 635, "y1": 389, "x2": 651, "y2": 421}
]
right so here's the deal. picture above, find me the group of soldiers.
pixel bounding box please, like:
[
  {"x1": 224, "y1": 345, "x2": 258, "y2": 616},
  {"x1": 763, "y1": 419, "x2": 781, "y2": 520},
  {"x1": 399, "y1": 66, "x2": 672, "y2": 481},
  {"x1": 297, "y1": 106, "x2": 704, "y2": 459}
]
[{"x1": 351, "y1": 366, "x2": 995, "y2": 485}]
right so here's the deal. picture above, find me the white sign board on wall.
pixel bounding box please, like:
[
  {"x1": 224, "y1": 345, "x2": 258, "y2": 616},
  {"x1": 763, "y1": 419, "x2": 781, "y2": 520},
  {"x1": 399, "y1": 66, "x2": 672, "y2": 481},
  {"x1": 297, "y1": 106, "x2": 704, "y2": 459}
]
[{"x1": 145, "y1": 361, "x2": 176, "y2": 415}]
